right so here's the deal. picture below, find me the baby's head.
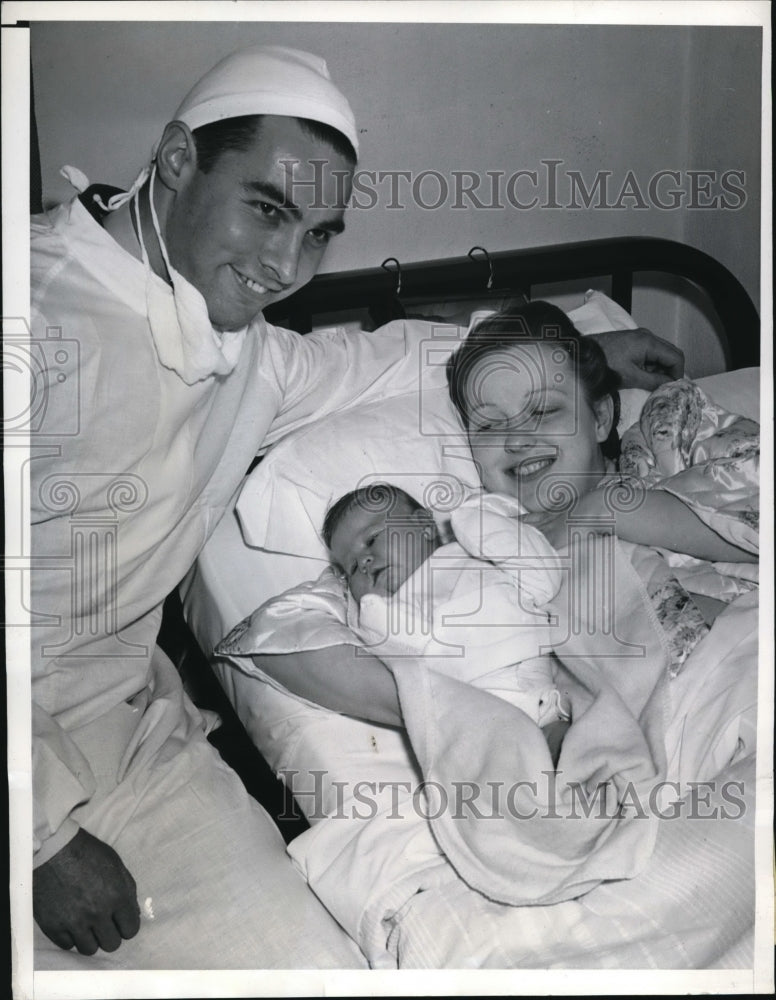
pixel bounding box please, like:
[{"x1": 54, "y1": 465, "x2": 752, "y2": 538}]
[
  {"x1": 446, "y1": 301, "x2": 621, "y2": 514},
  {"x1": 323, "y1": 484, "x2": 441, "y2": 601}
]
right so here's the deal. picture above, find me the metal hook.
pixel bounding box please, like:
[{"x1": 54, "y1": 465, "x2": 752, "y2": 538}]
[
  {"x1": 381, "y1": 257, "x2": 402, "y2": 297},
  {"x1": 467, "y1": 246, "x2": 495, "y2": 290}
]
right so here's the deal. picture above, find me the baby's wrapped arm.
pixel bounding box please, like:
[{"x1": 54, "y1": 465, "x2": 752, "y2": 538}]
[
  {"x1": 450, "y1": 492, "x2": 564, "y2": 605},
  {"x1": 216, "y1": 568, "x2": 402, "y2": 726},
  {"x1": 217, "y1": 567, "x2": 356, "y2": 657}
]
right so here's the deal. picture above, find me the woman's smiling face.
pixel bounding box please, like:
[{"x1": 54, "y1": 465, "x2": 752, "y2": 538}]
[{"x1": 463, "y1": 342, "x2": 612, "y2": 513}]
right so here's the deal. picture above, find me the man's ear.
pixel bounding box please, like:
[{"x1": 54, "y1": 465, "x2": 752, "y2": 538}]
[
  {"x1": 155, "y1": 121, "x2": 198, "y2": 192},
  {"x1": 594, "y1": 394, "x2": 616, "y2": 443}
]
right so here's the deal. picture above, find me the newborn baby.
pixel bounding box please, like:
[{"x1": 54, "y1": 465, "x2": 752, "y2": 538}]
[{"x1": 324, "y1": 483, "x2": 572, "y2": 749}]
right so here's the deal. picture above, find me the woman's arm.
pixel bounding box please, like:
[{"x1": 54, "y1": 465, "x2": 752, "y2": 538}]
[
  {"x1": 251, "y1": 645, "x2": 403, "y2": 727},
  {"x1": 529, "y1": 489, "x2": 758, "y2": 563},
  {"x1": 609, "y1": 490, "x2": 757, "y2": 561}
]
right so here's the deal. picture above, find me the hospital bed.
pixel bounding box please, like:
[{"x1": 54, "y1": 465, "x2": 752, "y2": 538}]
[{"x1": 178, "y1": 237, "x2": 762, "y2": 969}]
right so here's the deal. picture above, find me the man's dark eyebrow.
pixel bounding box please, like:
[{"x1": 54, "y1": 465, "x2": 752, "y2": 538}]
[
  {"x1": 242, "y1": 180, "x2": 347, "y2": 234},
  {"x1": 318, "y1": 216, "x2": 346, "y2": 236},
  {"x1": 243, "y1": 180, "x2": 300, "y2": 215}
]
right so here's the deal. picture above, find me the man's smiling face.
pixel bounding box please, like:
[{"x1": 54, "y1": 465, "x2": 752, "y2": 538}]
[{"x1": 163, "y1": 115, "x2": 353, "y2": 331}]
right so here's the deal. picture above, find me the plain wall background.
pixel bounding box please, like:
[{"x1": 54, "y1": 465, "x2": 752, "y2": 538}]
[{"x1": 31, "y1": 20, "x2": 762, "y2": 375}]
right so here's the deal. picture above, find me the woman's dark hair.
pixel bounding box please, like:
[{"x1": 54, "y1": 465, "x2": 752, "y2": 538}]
[
  {"x1": 322, "y1": 484, "x2": 423, "y2": 549},
  {"x1": 191, "y1": 115, "x2": 357, "y2": 173},
  {"x1": 446, "y1": 300, "x2": 622, "y2": 460}
]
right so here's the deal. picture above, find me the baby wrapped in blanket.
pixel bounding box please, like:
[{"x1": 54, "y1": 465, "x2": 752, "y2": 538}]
[
  {"x1": 323, "y1": 483, "x2": 572, "y2": 752},
  {"x1": 221, "y1": 481, "x2": 574, "y2": 760}
]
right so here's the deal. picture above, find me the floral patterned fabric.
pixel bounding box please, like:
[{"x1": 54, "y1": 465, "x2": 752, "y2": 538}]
[
  {"x1": 619, "y1": 378, "x2": 759, "y2": 675},
  {"x1": 620, "y1": 378, "x2": 759, "y2": 555}
]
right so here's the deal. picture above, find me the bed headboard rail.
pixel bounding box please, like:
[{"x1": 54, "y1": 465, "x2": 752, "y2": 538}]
[{"x1": 265, "y1": 236, "x2": 759, "y2": 370}]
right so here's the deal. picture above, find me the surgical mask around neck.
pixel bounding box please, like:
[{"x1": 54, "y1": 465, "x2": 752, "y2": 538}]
[{"x1": 134, "y1": 165, "x2": 247, "y2": 385}]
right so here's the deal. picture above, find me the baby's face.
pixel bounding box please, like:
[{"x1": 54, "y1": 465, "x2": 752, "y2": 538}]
[{"x1": 329, "y1": 501, "x2": 437, "y2": 602}]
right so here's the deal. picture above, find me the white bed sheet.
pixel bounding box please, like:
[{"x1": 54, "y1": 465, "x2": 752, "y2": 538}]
[{"x1": 179, "y1": 363, "x2": 760, "y2": 969}]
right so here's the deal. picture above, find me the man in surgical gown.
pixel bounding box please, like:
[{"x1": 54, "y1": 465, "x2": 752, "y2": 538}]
[{"x1": 28, "y1": 44, "x2": 684, "y2": 969}]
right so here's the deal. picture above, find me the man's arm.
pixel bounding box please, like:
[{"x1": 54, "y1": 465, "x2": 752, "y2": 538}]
[
  {"x1": 590, "y1": 328, "x2": 685, "y2": 389},
  {"x1": 263, "y1": 320, "x2": 429, "y2": 450},
  {"x1": 251, "y1": 645, "x2": 403, "y2": 727},
  {"x1": 32, "y1": 703, "x2": 141, "y2": 954}
]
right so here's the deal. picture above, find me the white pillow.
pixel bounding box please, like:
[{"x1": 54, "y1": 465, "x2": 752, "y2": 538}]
[
  {"x1": 236, "y1": 292, "x2": 756, "y2": 564},
  {"x1": 237, "y1": 318, "x2": 479, "y2": 560}
]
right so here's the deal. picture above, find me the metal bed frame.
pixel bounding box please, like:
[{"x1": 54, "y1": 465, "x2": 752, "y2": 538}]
[{"x1": 266, "y1": 236, "x2": 760, "y2": 371}]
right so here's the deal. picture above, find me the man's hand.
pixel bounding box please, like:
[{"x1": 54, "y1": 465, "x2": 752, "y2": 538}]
[
  {"x1": 33, "y1": 828, "x2": 141, "y2": 955},
  {"x1": 591, "y1": 327, "x2": 685, "y2": 389}
]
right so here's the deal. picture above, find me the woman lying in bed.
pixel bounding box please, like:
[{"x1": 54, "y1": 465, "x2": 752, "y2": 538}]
[
  {"x1": 216, "y1": 301, "x2": 759, "y2": 950},
  {"x1": 225, "y1": 301, "x2": 758, "y2": 729}
]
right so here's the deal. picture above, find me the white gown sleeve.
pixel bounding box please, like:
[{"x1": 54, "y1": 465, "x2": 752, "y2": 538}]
[
  {"x1": 32, "y1": 703, "x2": 96, "y2": 865},
  {"x1": 260, "y1": 319, "x2": 446, "y2": 449}
]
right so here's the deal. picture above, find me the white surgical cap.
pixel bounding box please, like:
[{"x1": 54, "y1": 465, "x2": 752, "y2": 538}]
[
  {"x1": 174, "y1": 44, "x2": 358, "y2": 155},
  {"x1": 67, "y1": 44, "x2": 358, "y2": 214}
]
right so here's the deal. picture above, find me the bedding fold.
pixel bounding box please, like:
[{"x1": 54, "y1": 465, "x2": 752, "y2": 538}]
[{"x1": 388, "y1": 532, "x2": 671, "y2": 907}]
